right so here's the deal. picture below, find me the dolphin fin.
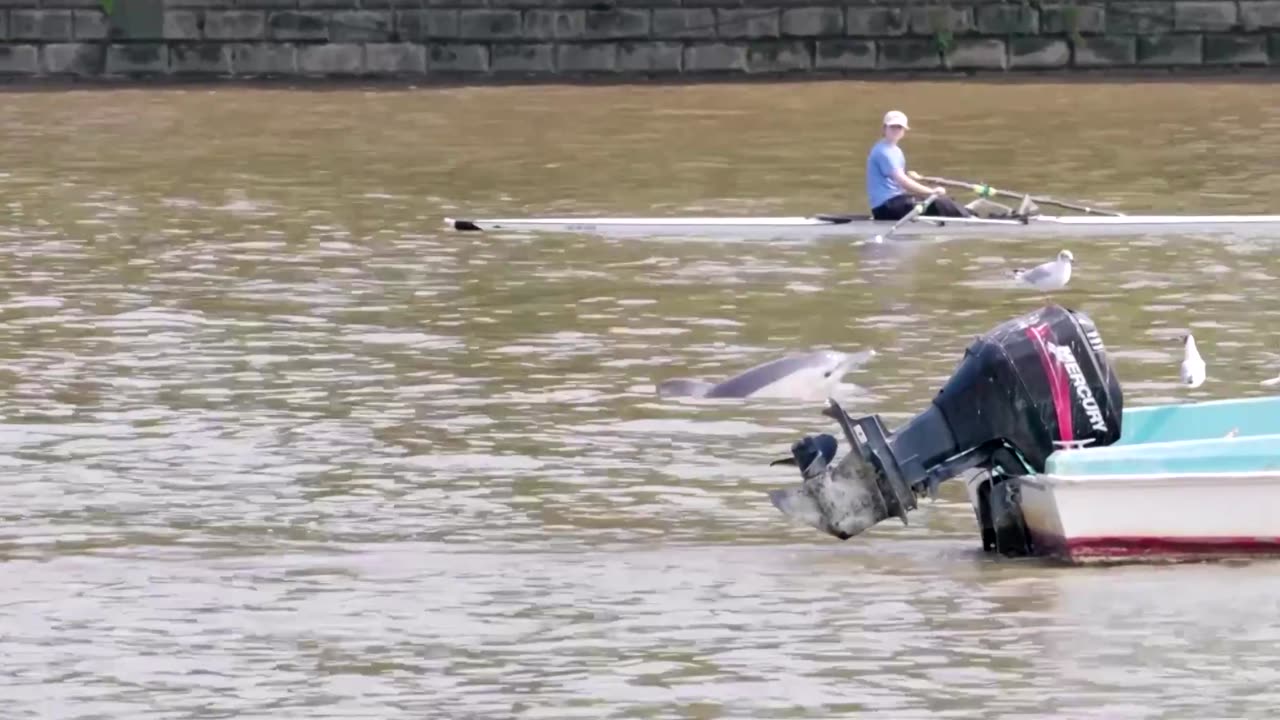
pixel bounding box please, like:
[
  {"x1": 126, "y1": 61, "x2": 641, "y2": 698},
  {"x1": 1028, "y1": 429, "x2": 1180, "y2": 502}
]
[{"x1": 656, "y1": 378, "x2": 716, "y2": 398}]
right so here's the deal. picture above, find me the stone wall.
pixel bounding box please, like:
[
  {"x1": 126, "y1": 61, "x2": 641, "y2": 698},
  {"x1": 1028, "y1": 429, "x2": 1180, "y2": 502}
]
[{"x1": 0, "y1": 1, "x2": 1276, "y2": 81}]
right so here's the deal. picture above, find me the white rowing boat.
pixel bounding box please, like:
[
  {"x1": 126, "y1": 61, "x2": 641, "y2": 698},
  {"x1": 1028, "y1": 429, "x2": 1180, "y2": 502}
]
[{"x1": 445, "y1": 212, "x2": 1280, "y2": 240}]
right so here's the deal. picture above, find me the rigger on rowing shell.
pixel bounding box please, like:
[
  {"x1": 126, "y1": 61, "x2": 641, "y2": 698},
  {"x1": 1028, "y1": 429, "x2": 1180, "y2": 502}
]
[{"x1": 865, "y1": 110, "x2": 973, "y2": 221}]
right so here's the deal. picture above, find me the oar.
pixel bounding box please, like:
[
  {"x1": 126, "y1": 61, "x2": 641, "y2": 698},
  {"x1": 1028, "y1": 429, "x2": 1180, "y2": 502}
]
[
  {"x1": 909, "y1": 172, "x2": 1124, "y2": 216},
  {"x1": 871, "y1": 190, "x2": 942, "y2": 243}
]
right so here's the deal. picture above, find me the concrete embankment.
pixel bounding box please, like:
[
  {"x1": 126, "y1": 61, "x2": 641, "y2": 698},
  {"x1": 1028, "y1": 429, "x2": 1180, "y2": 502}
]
[{"x1": 0, "y1": 1, "x2": 1276, "y2": 83}]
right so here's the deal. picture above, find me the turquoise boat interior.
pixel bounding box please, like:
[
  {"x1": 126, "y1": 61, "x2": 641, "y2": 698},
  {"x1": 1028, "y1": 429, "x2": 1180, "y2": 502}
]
[{"x1": 1044, "y1": 395, "x2": 1280, "y2": 477}]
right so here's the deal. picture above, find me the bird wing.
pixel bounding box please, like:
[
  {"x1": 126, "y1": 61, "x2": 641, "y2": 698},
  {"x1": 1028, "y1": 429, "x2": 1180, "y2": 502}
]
[{"x1": 1017, "y1": 259, "x2": 1056, "y2": 284}]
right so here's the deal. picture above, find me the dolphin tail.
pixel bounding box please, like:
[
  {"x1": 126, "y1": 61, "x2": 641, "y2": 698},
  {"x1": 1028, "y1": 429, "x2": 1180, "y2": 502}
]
[{"x1": 656, "y1": 379, "x2": 715, "y2": 398}]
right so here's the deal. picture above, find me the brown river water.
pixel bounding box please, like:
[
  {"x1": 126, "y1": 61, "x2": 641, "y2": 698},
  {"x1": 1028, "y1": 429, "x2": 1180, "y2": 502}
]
[{"x1": 3, "y1": 81, "x2": 1280, "y2": 718}]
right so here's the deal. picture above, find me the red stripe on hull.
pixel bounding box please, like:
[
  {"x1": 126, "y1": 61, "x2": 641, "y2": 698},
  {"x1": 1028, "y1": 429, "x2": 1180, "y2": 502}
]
[{"x1": 1031, "y1": 532, "x2": 1280, "y2": 564}]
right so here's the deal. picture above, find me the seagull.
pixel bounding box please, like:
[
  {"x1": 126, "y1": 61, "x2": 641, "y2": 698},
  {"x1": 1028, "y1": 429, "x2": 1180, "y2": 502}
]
[
  {"x1": 1178, "y1": 333, "x2": 1206, "y2": 388},
  {"x1": 1011, "y1": 249, "x2": 1073, "y2": 291}
]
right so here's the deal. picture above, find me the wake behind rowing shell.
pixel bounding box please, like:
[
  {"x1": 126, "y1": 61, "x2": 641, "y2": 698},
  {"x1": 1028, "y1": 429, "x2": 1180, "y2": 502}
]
[{"x1": 656, "y1": 349, "x2": 875, "y2": 402}]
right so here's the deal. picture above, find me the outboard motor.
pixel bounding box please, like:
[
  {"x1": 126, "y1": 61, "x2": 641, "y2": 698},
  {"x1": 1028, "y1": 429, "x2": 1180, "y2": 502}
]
[{"x1": 769, "y1": 304, "x2": 1123, "y2": 555}]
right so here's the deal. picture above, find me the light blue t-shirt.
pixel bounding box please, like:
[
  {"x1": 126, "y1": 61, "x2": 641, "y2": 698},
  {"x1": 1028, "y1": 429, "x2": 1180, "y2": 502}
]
[{"x1": 866, "y1": 139, "x2": 905, "y2": 210}]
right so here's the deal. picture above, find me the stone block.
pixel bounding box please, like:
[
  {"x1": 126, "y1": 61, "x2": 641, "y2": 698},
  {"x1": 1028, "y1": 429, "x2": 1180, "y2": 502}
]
[
  {"x1": 878, "y1": 39, "x2": 941, "y2": 69},
  {"x1": 617, "y1": 41, "x2": 682, "y2": 71},
  {"x1": 747, "y1": 40, "x2": 810, "y2": 72},
  {"x1": 815, "y1": 38, "x2": 874, "y2": 68},
  {"x1": 0, "y1": 45, "x2": 39, "y2": 74},
  {"x1": 1107, "y1": 2, "x2": 1174, "y2": 33},
  {"x1": 487, "y1": 0, "x2": 562, "y2": 7},
  {"x1": 228, "y1": 43, "x2": 296, "y2": 74},
  {"x1": 9, "y1": 10, "x2": 72, "y2": 41},
  {"x1": 523, "y1": 10, "x2": 584, "y2": 40},
  {"x1": 846, "y1": 7, "x2": 907, "y2": 36},
  {"x1": 781, "y1": 7, "x2": 842, "y2": 37},
  {"x1": 205, "y1": 11, "x2": 264, "y2": 41},
  {"x1": 583, "y1": 9, "x2": 648, "y2": 39},
  {"x1": 908, "y1": 6, "x2": 972, "y2": 36},
  {"x1": 1138, "y1": 33, "x2": 1203, "y2": 64},
  {"x1": 297, "y1": 43, "x2": 363, "y2": 75},
  {"x1": 1175, "y1": 1, "x2": 1238, "y2": 30},
  {"x1": 1240, "y1": 1, "x2": 1280, "y2": 29},
  {"x1": 331, "y1": 10, "x2": 391, "y2": 42},
  {"x1": 365, "y1": 43, "x2": 426, "y2": 74},
  {"x1": 556, "y1": 43, "x2": 617, "y2": 71},
  {"x1": 459, "y1": 9, "x2": 520, "y2": 39},
  {"x1": 716, "y1": 8, "x2": 778, "y2": 39},
  {"x1": 1072, "y1": 35, "x2": 1137, "y2": 65},
  {"x1": 299, "y1": 0, "x2": 356, "y2": 7},
  {"x1": 945, "y1": 37, "x2": 1006, "y2": 69},
  {"x1": 234, "y1": 0, "x2": 297, "y2": 8},
  {"x1": 269, "y1": 11, "x2": 328, "y2": 40},
  {"x1": 652, "y1": 9, "x2": 712, "y2": 39},
  {"x1": 611, "y1": 0, "x2": 679, "y2": 6},
  {"x1": 428, "y1": 43, "x2": 488, "y2": 72},
  {"x1": 683, "y1": 42, "x2": 747, "y2": 71},
  {"x1": 110, "y1": 0, "x2": 162, "y2": 39},
  {"x1": 397, "y1": 10, "x2": 457, "y2": 41},
  {"x1": 491, "y1": 42, "x2": 553, "y2": 72},
  {"x1": 170, "y1": 43, "x2": 232, "y2": 75},
  {"x1": 163, "y1": 11, "x2": 200, "y2": 40},
  {"x1": 42, "y1": 43, "x2": 105, "y2": 75},
  {"x1": 1010, "y1": 36, "x2": 1069, "y2": 67},
  {"x1": 166, "y1": 0, "x2": 229, "y2": 6},
  {"x1": 72, "y1": 10, "x2": 107, "y2": 39},
  {"x1": 106, "y1": 43, "x2": 166, "y2": 75},
  {"x1": 1040, "y1": 4, "x2": 1106, "y2": 34},
  {"x1": 1203, "y1": 33, "x2": 1269, "y2": 63},
  {"x1": 39, "y1": 0, "x2": 105, "y2": 8},
  {"x1": 976, "y1": 5, "x2": 1037, "y2": 35}
]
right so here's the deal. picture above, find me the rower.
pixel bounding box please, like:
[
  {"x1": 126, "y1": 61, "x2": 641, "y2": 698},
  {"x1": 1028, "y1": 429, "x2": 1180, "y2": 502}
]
[{"x1": 866, "y1": 110, "x2": 971, "y2": 221}]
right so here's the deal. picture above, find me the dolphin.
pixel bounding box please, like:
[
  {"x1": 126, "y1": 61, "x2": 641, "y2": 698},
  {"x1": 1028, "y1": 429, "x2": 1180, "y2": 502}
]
[{"x1": 656, "y1": 349, "x2": 875, "y2": 401}]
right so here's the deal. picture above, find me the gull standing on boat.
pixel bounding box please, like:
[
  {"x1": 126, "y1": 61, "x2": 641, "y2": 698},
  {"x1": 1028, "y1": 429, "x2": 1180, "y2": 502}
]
[
  {"x1": 866, "y1": 110, "x2": 971, "y2": 221},
  {"x1": 1011, "y1": 249, "x2": 1073, "y2": 291},
  {"x1": 1179, "y1": 333, "x2": 1206, "y2": 388}
]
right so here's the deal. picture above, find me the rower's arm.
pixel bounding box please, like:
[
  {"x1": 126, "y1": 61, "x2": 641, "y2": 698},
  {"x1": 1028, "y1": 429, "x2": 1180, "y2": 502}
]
[{"x1": 892, "y1": 168, "x2": 943, "y2": 197}]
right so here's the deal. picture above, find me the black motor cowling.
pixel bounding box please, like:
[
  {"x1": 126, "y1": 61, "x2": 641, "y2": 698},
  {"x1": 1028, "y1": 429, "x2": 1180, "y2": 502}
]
[{"x1": 768, "y1": 304, "x2": 1123, "y2": 542}]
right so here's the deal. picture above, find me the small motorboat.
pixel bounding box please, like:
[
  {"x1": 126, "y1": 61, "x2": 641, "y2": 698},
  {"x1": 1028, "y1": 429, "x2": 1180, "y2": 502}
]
[
  {"x1": 768, "y1": 303, "x2": 1280, "y2": 565},
  {"x1": 969, "y1": 395, "x2": 1280, "y2": 564}
]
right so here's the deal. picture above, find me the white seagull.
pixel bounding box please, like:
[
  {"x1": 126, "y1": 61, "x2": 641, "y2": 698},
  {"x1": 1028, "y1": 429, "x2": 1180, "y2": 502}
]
[
  {"x1": 1011, "y1": 249, "x2": 1073, "y2": 291},
  {"x1": 1178, "y1": 333, "x2": 1206, "y2": 388}
]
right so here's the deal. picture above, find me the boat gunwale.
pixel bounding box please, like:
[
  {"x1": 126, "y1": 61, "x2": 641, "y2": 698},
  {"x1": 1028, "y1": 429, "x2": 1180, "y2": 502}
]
[{"x1": 445, "y1": 213, "x2": 1280, "y2": 231}]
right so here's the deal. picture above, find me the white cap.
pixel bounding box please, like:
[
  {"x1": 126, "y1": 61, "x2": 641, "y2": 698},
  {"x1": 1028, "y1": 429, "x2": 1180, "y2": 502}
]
[{"x1": 883, "y1": 110, "x2": 910, "y2": 128}]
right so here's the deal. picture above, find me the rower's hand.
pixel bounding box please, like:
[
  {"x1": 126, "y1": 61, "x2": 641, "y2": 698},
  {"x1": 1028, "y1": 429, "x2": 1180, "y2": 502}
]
[{"x1": 932, "y1": 186, "x2": 947, "y2": 195}]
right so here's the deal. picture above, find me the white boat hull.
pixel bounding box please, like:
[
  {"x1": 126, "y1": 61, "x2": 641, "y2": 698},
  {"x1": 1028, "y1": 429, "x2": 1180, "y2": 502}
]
[
  {"x1": 446, "y1": 213, "x2": 1280, "y2": 240},
  {"x1": 965, "y1": 471, "x2": 1280, "y2": 564}
]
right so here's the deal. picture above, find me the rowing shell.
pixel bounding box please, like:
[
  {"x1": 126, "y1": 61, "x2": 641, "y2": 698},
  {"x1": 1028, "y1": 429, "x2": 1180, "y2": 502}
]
[{"x1": 446, "y1": 213, "x2": 1280, "y2": 239}]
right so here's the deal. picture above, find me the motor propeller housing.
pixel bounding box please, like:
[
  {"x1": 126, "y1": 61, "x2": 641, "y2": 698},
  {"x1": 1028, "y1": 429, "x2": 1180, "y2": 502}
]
[{"x1": 769, "y1": 304, "x2": 1124, "y2": 541}]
